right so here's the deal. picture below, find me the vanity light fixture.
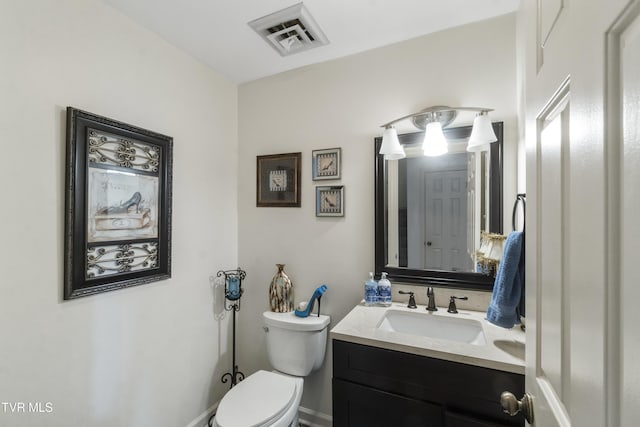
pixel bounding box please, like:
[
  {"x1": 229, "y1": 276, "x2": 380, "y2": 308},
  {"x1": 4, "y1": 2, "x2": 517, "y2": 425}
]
[{"x1": 379, "y1": 106, "x2": 497, "y2": 158}]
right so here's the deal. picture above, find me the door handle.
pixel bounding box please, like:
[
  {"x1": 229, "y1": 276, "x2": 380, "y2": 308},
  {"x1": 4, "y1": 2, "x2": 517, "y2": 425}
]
[
  {"x1": 426, "y1": 241, "x2": 432, "y2": 246},
  {"x1": 500, "y1": 391, "x2": 534, "y2": 424}
]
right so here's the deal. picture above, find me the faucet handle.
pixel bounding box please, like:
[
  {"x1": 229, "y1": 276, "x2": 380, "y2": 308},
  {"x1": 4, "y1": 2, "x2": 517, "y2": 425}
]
[
  {"x1": 447, "y1": 296, "x2": 468, "y2": 314},
  {"x1": 427, "y1": 287, "x2": 434, "y2": 296},
  {"x1": 398, "y1": 290, "x2": 417, "y2": 309}
]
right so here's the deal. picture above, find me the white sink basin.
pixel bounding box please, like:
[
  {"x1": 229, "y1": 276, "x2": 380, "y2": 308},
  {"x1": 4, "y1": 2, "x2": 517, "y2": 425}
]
[{"x1": 376, "y1": 309, "x2": 487, "y2": 345}]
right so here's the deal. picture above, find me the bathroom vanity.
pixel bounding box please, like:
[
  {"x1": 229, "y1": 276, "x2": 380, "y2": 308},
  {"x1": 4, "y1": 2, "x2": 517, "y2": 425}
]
[{"x1": 331, "y1": 303, "x2": 525, "y2": 427}]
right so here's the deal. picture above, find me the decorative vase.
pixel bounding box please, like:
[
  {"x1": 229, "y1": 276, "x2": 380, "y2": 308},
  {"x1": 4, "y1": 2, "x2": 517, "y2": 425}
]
[{"x1": 269, "y1": 264, "x2": 294, "y2": 313}]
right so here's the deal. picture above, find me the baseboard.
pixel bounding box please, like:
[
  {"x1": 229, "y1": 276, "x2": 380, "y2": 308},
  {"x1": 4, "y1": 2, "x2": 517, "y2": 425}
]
[
  {"x1": 185, "y1": 401, "x2": 219, "y2": 427},
  {"x1": 298, "y1": 406, "x2": 333, "y2": 427}
]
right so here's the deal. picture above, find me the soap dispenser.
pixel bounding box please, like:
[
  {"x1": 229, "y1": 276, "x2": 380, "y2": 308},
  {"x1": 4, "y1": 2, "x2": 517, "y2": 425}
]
[
  {"x1": 377, "y1": 272, "x2": 392, "y2": 307},
  {"x1": 364, "y1": 272, "x2": 378, "y2": 306}
]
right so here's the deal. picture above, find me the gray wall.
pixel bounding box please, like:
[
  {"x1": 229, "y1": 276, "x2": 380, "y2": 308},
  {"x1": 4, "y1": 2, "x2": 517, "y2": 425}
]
[
  {"x1": 238, "y1": 12, "x2": 518, "y2": 419},
  {"x1": 0, "y1": 1, "x2": 238, "y2": 425}
]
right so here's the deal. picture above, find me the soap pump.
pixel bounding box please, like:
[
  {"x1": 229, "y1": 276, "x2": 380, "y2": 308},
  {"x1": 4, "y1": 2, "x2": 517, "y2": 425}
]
[
  {"x1": 364, "y1": 272, "x2": 378, "y2": 306},
  {"x1": 377, "y1": 272, "x2": 392, "y2": 307}
]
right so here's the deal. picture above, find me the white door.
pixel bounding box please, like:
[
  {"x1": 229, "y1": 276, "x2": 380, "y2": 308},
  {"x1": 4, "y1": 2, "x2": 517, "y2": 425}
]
[
  {"x1": 424, "y1": 170, "x2": 468, "y2": 271},
  {"x1": 519, "y1": 0, "x2": 639, "y2": 426},
  {"x1": 619, "y1": 5, "x2": 640, "y2": 425}
]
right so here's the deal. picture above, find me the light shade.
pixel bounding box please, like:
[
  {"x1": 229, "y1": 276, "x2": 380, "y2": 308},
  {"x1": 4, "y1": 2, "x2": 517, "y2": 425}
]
[
  {"x1": 485, "y1": 238, "x2": 505, "y2": 261},
  {"x1": 422, "y1": 122, "x2": 448, "y2": 156},
  {"x1": 467, "y1": 113, "x2": 497, "y2": 152},
  {"x1": 379, "y1": 127, "x2": 406, "y2": 160}
]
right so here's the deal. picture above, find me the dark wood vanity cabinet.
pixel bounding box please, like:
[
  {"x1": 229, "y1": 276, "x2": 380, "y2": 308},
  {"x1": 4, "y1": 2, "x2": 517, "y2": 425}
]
[{"x1": 332, "y1": 340, "x2": 524, "y2": 427}]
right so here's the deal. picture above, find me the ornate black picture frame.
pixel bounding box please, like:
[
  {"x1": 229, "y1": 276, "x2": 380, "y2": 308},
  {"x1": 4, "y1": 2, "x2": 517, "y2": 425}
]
[
  {"x1": 256, "y1": 152, "x2": 301, "y2": 207},
  {"x1": 64, "y1": 107, "x2": 173, "y2": 299}
]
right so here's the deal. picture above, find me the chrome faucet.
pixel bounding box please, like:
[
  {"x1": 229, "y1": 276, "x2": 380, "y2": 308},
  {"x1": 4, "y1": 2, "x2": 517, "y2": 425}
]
[{"x1": 426, "y1": 287, "x2": 437, "y2": 311}]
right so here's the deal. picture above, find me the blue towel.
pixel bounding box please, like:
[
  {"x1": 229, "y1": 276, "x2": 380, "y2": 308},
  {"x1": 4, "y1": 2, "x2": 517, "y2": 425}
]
[{"x1": 486, "y1": 231, "x2": 524, "y2": 328}]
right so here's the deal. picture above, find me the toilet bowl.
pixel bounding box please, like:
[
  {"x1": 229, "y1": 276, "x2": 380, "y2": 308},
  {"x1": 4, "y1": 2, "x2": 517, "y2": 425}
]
[
  {"x1": 213, "y1": 311, "x2": 330, "y2": 427},
  {"x1": 213, "y1": 370, "x2": 303, "y2": 427}
]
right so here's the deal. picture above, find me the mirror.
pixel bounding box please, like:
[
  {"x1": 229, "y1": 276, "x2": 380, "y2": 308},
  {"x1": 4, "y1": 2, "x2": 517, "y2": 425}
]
[{"x1": 375, "y1": 122, "x2": 503, "y2": 290}]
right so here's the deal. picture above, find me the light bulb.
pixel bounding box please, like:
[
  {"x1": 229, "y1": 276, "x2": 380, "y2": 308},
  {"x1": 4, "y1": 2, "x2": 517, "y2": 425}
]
[{"x1": 422, "y1": 122, "x2": 448, "y2": 156}]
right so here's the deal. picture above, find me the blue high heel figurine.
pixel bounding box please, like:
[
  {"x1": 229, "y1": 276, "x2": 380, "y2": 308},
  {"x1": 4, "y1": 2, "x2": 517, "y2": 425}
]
[{"x1": 295, "y1": 285, "x2": 328, "y2": 318}]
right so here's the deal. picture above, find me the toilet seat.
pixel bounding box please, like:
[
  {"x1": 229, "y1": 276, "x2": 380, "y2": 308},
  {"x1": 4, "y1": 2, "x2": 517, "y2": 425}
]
[{"x1": 214, "y1": 370, "x2": 302, "y2": 427}]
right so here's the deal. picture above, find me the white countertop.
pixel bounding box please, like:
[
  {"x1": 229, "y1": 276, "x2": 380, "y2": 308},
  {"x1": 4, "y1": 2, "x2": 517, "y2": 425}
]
[{"x1": 330, "y1": 302, "x2": 525, "y2": 375}]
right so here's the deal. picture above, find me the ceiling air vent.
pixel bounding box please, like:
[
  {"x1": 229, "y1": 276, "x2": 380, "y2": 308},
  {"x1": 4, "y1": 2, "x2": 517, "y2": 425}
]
[{"x1": 248, "y1": 3, "x2": 329, "y2": 57}]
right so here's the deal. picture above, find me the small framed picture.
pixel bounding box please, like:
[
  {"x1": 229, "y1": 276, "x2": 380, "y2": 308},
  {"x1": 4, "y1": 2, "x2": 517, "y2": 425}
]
[
  {"x1": 257, "y1": 152, "x2": 302, "y2": 207},
  {"x1": 312, "y1": 148, "x2": 341, "y2": 180},
  {"x1": 316, "y1": 186, "x2": 344, "y2": 217}
]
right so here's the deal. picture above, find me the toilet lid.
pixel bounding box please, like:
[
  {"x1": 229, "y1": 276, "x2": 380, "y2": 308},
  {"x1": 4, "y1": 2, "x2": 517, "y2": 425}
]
[{"x1": 215, "y1": 370, "x2": 298, "y2": 427}]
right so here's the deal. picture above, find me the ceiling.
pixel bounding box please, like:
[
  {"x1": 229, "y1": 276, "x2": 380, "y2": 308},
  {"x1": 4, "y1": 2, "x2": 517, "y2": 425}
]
[{"x1": 100, "y1": 0, "x2": 519, "y2": 84}]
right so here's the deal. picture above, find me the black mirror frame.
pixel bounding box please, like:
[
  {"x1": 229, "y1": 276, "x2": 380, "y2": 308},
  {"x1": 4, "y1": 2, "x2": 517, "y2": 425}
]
[{"x1": 374, "y1": 122, "x2": 503, "y2": 290}]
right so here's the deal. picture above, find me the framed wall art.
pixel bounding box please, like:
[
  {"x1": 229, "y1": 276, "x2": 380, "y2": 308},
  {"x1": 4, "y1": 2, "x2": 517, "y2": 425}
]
[
  {"x1": 64, "y1": 107, "x2": 173, "y2": 299},
  {"x1": 256, "y1": 152, "x2": 301, "y2": 207},
  {"x1": 312, "y1": 147, "x2": 341, "y2": 180},
  {"x1": 316, "y1": 185, "x2": 344, "y2": 217}
]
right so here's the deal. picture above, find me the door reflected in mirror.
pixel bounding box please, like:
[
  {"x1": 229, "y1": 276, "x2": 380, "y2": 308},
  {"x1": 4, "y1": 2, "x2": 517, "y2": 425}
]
[
  {"x1": 387, "y1": 148, "x2": 489, "y2": 272},
  {"x1": 375, "y1": 123, "x2": 503, "y2": 289}
]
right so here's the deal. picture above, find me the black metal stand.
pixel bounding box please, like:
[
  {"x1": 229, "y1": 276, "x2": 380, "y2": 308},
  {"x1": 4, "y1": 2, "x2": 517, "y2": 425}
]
[{"x1": 217, "y1": 269, "x2": 246, "y2": 389}]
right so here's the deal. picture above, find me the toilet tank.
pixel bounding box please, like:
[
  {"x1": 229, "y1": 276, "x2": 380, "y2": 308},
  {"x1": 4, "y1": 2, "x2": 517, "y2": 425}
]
[{"x1": 262, "y1": 311, "x2": 331, "y2": 376}]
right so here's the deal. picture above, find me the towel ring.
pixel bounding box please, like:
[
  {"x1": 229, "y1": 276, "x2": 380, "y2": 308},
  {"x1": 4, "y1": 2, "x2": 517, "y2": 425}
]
[{"x1": 512, "y1": 194, "x2": 526, "y2": 232}]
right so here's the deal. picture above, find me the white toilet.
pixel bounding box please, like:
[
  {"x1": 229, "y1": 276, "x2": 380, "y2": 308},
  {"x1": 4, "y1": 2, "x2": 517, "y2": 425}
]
[{"x1": 213, "y1": 311, "x2": 330, "y2": 427}]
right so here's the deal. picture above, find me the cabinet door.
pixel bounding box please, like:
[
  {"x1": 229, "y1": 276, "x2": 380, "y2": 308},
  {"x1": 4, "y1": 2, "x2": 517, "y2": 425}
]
[
  {"x1": 445, "y1": 410, "x2": 515, "y2": 427},
  {"x1": 333, "y1": 378, "x2": 444, "y2": 427},
  {"x1": 333, "y1": 340, "x2": 523, "y2": 424}
]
